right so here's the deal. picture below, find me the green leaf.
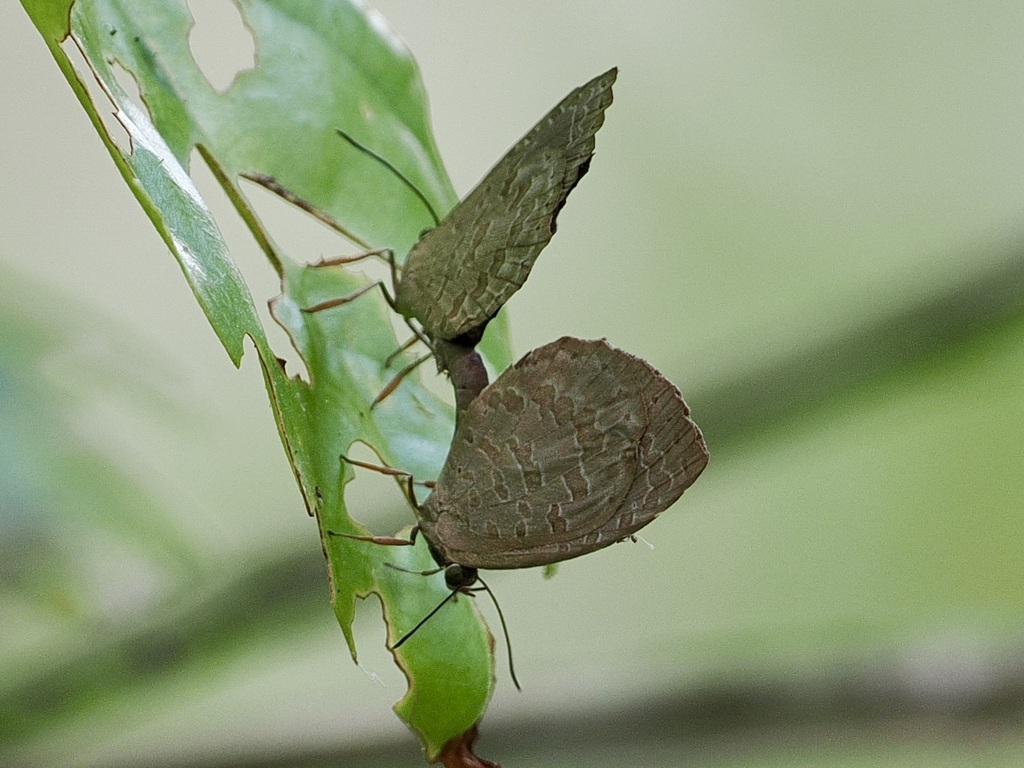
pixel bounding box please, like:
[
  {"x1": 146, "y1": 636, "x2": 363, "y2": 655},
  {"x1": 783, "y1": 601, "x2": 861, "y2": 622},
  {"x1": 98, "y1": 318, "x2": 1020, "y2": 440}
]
[{"x1": 21, "y1": 0, "x2": 504, "y2": 756}]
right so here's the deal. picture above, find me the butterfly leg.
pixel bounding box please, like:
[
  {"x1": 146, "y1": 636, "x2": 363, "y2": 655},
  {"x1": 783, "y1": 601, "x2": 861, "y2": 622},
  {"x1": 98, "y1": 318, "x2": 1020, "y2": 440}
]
[
  {"x1": 369, "y1": 316, "x2": 440, "y2": 406},
  {"x1": 302, "y1": 248, "x2": 400, "y2": 314},
  {"x1": 339, "y1": 454, "x2": 435, "y2": 510},
  {"x1": 311, "y1": 247, "x2": 393, "y2": 268},
  {"x1": 371, "y1": 353, "x2": 433, "y2": 408},
  {"x1": 339, "y1": 454, "x2": 434, "y2": 487},
  {"x1": 328, "y1": 531, "x2": 415, "y2": 546},
  {"x1": 301, "y1": 279, "x2": 384, "y2": 314},
  {"x1": 385, "y1": 334, "x2": 421, "y2": 367},
  {"x1": 326, "y1": 522, "x2": 424, "y2": 548},
  {"x1": 383, "y1": 561, "x2": 443, "y2": 577}
]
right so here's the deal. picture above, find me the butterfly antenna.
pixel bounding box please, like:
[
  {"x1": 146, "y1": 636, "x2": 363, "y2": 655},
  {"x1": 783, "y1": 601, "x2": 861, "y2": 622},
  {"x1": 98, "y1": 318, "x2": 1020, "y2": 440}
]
[
  {"x1": 391, "y1": 589, "x2": 460, "y2": 649},
  {"x1": 335, "y1": 129, "x2": 442, "y2": 225},
  {"x1": 477, "y1": 576, "x2": 521, "y2": 691}
]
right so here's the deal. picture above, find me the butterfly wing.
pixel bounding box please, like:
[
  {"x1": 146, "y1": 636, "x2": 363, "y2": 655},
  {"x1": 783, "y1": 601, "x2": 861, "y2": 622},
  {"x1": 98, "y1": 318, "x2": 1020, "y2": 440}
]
[
  {"x1": 397, "y1": 148, "x2": 566, "y2": 342},
  {"x1": 418, "y1": 337, "x2": 709, "y2": 569},
  {"x1": 396, "y1": 69, "x2": 617, "y2": 341}
]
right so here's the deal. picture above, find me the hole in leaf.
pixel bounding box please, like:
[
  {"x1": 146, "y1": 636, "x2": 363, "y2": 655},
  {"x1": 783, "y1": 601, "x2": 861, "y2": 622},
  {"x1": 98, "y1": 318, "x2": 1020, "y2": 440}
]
[
  {"x1": 343, "y1": 442, "x2": 421, "y2": 531},
  {"x1": 351, "y1": 593, "x2": 408, "y2": 691},
  {"x1": 59, "y1": 37, "x2": 133, "y2": 154},
  {"x1": 110, "y1": 62, "x2": 145, "y2": 119},
  {"x1": 186, "y1": 0, "x2": 256, "y2": 94}
]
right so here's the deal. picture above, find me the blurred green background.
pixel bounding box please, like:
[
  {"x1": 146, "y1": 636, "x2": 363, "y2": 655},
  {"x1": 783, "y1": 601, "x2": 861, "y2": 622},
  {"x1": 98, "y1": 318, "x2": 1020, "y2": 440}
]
[{"x1": 3, "y1": 2, "x2": 1024, "y2": 766}]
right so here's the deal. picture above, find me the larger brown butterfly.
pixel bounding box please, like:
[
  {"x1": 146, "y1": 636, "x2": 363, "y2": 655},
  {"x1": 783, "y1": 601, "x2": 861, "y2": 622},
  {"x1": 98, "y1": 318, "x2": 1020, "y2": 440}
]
[
  {"x1": 417, "y1": 336, "x2": 707, "y2": 568},
  {"x1": 342, "y1": 336, "x2": 708, "y2": 676}
]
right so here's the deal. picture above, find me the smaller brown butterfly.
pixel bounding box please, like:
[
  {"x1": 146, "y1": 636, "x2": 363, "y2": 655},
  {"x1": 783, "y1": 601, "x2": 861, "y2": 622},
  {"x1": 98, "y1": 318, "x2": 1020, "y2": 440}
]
[
  {"x1": 393, "y1": 69, "x2": 617, "y2": 346},
  {"x1": 273, "y1": 69, "x2": 617, "y2": 403}
]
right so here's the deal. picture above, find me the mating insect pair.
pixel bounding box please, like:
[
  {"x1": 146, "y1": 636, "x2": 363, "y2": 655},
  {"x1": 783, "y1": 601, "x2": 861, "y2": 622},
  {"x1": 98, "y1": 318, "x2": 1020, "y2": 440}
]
[{"x1": 260, "y1": 68, "x2": 709, "y2": 685}]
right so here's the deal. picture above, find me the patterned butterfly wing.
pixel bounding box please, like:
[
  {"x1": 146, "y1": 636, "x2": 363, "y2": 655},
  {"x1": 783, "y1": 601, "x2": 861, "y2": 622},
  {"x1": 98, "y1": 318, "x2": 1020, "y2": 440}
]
[
  {"x1": 395, "y1": 68, "x2": 618, "y2": 341},
  {"x1": 417, "y1": 337, "x2": 708, "y2": 569}
]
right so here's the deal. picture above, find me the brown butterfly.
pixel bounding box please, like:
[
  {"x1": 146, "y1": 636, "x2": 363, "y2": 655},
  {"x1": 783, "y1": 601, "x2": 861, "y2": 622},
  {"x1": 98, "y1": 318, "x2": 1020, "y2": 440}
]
[
  {"x1": 417, "y1": 336, "x2": 707, "y2": 569},
  {"x1": 341, "y1": 336, "x2": 708, "y2": 680},
  {"x1": 394, "y1": 69, "x2": 617, "y2": 346},
  {"x1": 256, "y1": 70, "x2": 617, "y2": 406}
]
